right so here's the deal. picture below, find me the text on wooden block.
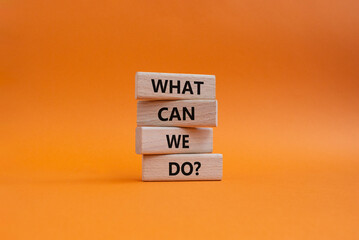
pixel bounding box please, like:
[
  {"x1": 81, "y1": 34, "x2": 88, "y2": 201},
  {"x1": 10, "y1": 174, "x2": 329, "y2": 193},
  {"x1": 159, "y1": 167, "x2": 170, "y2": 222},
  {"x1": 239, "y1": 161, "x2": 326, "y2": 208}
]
[
  {"x1": 136, "y1": 72, "x2": 215, "y2": 100},
  {"x1": 137, "y1": 100, "x2": 217, "y2": 127},
  {"x1": 136, "y1": 127, "x2": 213, "y2": 154},
  {"x1": 142, "y1": 154, "x2": 222, "y2": 181}
]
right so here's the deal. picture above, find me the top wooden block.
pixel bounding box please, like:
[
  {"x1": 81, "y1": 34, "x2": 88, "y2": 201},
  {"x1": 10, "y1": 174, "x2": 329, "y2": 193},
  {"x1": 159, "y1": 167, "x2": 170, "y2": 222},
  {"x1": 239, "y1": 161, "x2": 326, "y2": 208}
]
[{"x1": 135, "y1": 72, "x2": 216, "y2": 100}]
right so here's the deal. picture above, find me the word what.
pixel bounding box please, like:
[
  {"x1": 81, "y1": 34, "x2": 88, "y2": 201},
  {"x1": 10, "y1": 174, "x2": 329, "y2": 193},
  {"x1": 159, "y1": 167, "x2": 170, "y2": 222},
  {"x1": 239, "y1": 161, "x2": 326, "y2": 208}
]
[{"x1": 152, "y1": 79, "x2": 204, "y2": 95}]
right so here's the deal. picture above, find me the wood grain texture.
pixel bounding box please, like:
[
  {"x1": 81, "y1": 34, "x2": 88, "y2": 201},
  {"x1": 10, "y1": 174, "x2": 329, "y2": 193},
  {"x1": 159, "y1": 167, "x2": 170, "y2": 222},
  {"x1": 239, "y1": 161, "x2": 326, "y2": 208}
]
[
  {"x1": 142, "y1": 154, "x2": 222, "y2": 181},
  {"x1": 135, "y1": 72, "x2": 215, "y2": 100},
  {"x1": 136, "y1": 127, "x2": 213, "y2": 154},
  {"x1": 137, "y1": 100, "x2": 217, "y2": 127}
]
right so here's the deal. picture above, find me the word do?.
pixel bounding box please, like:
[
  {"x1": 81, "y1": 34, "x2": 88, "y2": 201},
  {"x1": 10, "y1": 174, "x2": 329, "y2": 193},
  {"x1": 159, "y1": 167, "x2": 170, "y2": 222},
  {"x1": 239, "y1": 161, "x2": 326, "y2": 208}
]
[{"x1": 169, "y1": 162, "x2": 201, "y2": 176}]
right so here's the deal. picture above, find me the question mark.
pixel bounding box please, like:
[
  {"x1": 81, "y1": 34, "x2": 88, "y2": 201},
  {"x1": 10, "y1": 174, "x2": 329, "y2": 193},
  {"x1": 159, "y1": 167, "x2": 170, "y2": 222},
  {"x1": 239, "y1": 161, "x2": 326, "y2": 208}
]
[{"x1": 194, "y1": 162, "x2": 201, "y2": 175}]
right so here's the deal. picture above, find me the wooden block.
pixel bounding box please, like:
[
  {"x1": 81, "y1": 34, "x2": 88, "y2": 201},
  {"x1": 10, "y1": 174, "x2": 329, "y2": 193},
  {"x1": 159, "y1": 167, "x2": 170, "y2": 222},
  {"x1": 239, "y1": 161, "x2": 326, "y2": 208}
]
[
  {"x1": 135, "y1": 72, "x2": 215, "y2": 100},
  {"x1": 142, "y1": 154, "x2": 222, "y2": 181},
  {"x1": 136, "y1": 127, "x2": 213, "y2": 154},
  {"x1": 137, "y1": 100, "x2": 217, "y2": 127}
]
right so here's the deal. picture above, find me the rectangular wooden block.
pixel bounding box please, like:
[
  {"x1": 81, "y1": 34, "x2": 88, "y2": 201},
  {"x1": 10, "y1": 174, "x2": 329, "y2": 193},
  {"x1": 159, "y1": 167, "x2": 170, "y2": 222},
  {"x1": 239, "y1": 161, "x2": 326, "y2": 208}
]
[
  {"x1": 135, "y1": 72, "x2": 215, "y2": 100},
  {"x1": 142, "y1": 154, "x2": 223, "y2": 181},
  {"x1": 136, "y1": 127, "x2": 213, "y2": 154},
  {"x1": 137, "y1": 100, "x2": 217, "y2": 127}
]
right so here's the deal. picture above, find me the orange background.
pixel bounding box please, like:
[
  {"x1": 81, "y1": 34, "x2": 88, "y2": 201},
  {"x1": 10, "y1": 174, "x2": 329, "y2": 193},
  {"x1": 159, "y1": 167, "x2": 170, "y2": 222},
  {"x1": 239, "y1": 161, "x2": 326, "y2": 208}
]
[{"x1": 1, "y1": 0, "x2": 358, "y2": 239}]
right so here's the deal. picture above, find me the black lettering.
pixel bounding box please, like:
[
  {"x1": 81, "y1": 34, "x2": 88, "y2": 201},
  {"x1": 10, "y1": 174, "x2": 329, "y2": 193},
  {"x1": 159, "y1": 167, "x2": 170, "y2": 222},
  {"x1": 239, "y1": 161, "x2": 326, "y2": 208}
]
[
  {"x1": 169, "y1": 107, "x2": 180, "y2": 121},
  {"x1": 182, "y1": 135, "x2": 189, "y2": 148},
  {"x1": 194, "y1": 162, "x2": 201, "y2": 175},
  {"x1": 182, "y1": 81, "x2": 193, "y2": 94},
  {"x1": 194, "y1": 81, "x2": 204, "y2": 95},
  {"x1": 158, "y1": 107, "x2": 168, "y2": 121},
  {"x1": 169, "y1": 162, "x2": 180, "y2": 176},
  {"x1": 166, "y1": 135, "x2": 182, "y2": 148},
  {"x1": 181, "y1": 162, "x2": 193, "y2": 176},
  {"x1": 183, "y1": 107, "x2": 195, "y2": 120},
  {"x1": 151, "y1": 79, "x2": 168, "y2": 93},
  {"x1": 169, "y1": 80, "x2": 180, "y2": 94}
]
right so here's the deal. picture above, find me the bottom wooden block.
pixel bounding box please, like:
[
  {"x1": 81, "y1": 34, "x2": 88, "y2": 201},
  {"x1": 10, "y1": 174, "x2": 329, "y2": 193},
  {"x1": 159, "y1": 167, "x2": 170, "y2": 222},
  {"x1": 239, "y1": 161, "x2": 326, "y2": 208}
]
[{"x1": 142, "y1": 154, "x2": 222, "y2": 181}]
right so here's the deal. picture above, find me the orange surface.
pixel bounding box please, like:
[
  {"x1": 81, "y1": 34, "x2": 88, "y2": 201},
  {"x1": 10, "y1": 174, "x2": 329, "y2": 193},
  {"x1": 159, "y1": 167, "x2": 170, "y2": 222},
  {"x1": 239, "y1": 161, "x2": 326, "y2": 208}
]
[{"x1": 1, "y1": 0, "x2": 358, "y2": 239}]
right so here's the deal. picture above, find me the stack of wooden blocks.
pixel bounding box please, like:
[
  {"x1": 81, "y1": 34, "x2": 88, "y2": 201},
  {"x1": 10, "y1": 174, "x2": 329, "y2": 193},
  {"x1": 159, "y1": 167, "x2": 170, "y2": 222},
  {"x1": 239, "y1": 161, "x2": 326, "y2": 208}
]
[{"x1": 135, "y1": 72, "x2": 223, "y2": 181}]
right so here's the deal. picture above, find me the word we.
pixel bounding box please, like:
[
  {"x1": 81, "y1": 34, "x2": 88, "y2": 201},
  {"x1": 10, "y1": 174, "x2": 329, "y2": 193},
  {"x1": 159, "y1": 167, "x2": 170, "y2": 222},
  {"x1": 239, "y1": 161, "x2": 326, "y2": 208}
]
[{"x1": 166, "y1": 134, "x2": 189, "y2": 148}]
